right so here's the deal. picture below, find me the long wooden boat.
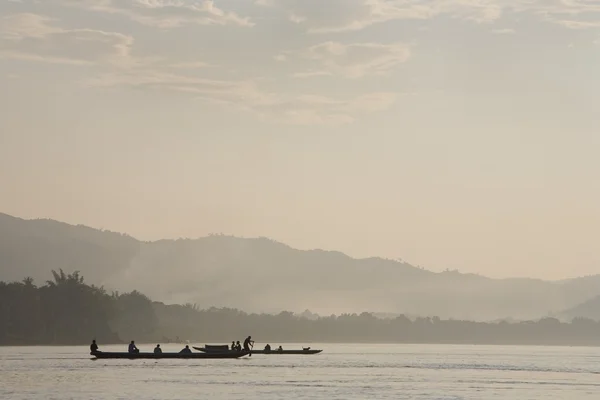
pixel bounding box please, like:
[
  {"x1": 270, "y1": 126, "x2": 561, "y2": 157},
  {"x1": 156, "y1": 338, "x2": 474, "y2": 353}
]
[
  {"x1": 193, "y1": 346, "x2": 322, "y2": 355},
  {"x1": 204, "y1": 344, "x2": 230, "y2": 351},
  {"x1": 90, "y1": 350, "x2": 249, "y2": 359}
]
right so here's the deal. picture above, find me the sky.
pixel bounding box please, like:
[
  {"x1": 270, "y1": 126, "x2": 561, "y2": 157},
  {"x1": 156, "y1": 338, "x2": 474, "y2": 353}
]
[{"x1": 1, "y1": 0, "x2": 599, "y2": 280}]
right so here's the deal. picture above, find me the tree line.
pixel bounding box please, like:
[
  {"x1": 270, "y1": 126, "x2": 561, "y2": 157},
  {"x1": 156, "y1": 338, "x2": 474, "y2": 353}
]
[
  {"x1": 0, "y1": 270, "x2": 156, "y2": 345},
  {"x1": 3, "y1": 270, "x2": 600, "y2": 346}
]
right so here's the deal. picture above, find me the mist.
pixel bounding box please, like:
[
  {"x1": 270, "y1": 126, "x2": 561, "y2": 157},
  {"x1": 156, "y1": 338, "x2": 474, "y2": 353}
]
[{"x1": 2, "y1": 213, "x2": 600, "y2": 325}]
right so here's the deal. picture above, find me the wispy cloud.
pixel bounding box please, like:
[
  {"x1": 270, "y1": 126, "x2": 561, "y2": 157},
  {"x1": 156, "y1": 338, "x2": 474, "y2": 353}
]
[
  {"x1": 0, "y1": 10, "x2": 397, "y2": 126},
  {"x1": 280, "y1": 41, "x2": 411, "y2": 79},
  {"x1": 257, "y1": 0, "x2": 504, "y2": 34},
  {"x1": 0, "y1": 13, "x2": 134, "y2": 66},
  {"x1": 256, "y1": 0, "x2": 600, "y2": 32},
  {"x1": 492, "y1": 28, "x2": 516, "y2": 34},
  {"x1": 168, "y1": 61, "x2": 211, "y2": 69},
  {"x1": 85, "y1": 69, "x2": 397, "y2": 125},
  {"x1": 291, "y1": 71, "x2": 332, "y2": 78},
  {"x1": 59, "y1": 0, "x2": 254, "y2": 28}
]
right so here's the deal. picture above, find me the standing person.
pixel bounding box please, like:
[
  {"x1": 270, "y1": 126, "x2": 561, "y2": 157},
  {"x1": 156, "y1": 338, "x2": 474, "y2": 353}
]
[
  {"x1": 243, "y1": 336, "x2": 254, "y2": 351},
  {"x1": 90, "y1": 340, "x2": 99, "y2": 353},
  {"x1": 154, "y1": 344, "x2": 162, "y2": 354},
  {"x1": 128, "y1": 341, "x2": 139, "y2": 354}
]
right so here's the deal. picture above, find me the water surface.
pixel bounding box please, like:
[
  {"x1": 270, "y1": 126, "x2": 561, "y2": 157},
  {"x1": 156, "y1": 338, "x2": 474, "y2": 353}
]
[{"x1": 1, "y1": 344, "x2": 599, "y2": 399}]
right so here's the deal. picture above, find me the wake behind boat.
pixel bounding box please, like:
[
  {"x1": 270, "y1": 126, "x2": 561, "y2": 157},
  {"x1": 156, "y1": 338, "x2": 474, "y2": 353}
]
[
  {"x1": 90, "y1": 350, "x2": 249, "y2": 359},
  {"x1": 194, "y1": 345, "x2": 323, "y2": 355}
]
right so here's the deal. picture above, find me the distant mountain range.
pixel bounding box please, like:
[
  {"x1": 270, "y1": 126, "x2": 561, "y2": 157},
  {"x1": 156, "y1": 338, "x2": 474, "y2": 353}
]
[
  {"x1": 1, "y1": 212, "x2": 599, "y2": 321},
  {"x1": 559, "y1": 295, "x2": 600, "y2": 321}
]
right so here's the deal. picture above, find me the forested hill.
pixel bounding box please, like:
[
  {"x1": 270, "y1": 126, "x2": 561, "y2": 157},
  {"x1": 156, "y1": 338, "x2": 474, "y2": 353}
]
[
  {"x1": 2, "y1": 212, "x2": 600, "y2": 321},
  {"x1": 3, "y1": 271, "x2": 600, "y2": 347}
]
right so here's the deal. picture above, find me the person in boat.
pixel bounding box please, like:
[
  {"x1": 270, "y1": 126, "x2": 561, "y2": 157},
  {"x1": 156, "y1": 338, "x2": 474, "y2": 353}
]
[
  {"x1": 154, "y1": 344, "x2": 162, "y2": 354},
  {"x1": 179, "y1": 345, "x2": 192, "y2": 354},
  {"x1": 231, "y1": 341, "x2": 236, "y2": 351},
  {"x1": 128, "y1": 341, "x2": 139, "y2": 354},
  {"x1": 264, "y1": 344, "x2": 271, "y2": 352},
  {"x1": 277, "y1": 345, "x2": 283, "y2": 352},
  {"x1": 243, "y1": 336, "x2": 254, "y2": 351},
  {"x1": 235, "y1": 341, "x2": 242, "y2": 351},
  {"x1": 90, "y1": 340, "x2": 99, "y2": 353}
]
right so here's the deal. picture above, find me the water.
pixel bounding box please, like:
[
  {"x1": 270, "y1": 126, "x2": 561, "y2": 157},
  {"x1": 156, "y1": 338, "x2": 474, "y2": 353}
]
[{"x1": 1, "y1": 344, "x2": 600, "y2": 399}]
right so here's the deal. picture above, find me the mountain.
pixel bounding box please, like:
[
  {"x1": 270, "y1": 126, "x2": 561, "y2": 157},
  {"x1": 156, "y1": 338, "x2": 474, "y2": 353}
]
[
  {"x1": 1, "y1": 212, "x2": 599, "y2": 320},
  {"x1": 560, "y1": 295, "x2": 600, "y2": 321}
]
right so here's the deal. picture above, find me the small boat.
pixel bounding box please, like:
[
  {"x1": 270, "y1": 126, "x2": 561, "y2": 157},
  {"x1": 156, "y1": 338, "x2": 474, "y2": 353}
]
[
  {"x1": 193, "y1": 345, "x2": 322, "y2": 355},
  {"x1": 204, "y1": 344, "x2": 230, "y2": 352},
  {"x1": 90, "y1": 350, "x2": 249, "y2": 359}
]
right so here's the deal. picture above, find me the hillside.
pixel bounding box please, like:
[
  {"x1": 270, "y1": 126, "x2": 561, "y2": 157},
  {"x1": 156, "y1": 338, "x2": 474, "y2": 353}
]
[
  {"x1": 560, "y1": 295, "x2": 600, "y2": 321},
  {"x1": 1, "y1": 212, "x2": 599, "y2": 320}
]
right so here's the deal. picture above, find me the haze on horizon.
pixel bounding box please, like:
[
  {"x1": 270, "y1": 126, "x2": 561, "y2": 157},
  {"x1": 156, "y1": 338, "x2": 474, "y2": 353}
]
[{"x1": 1, "y1": 0, "x2": 599, "y2": 281}]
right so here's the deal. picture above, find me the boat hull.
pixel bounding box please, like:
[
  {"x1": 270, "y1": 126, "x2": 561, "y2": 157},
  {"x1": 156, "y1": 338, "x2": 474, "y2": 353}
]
[
  {"x1": 193, "y1": 347, "x2": 322, "y2": 355},
  {"x1": 90, "y1": 351, "x2": 249, "y2": 359}
]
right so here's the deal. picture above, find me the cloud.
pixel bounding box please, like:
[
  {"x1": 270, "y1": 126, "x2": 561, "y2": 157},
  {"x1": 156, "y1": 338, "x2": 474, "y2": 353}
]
[
  {"x1": 257, "y1": 0, "x2": 504, "y2": 33},
  {"x1": 292, "y1": 71, "x2": 332, "y2": 78},
  {"x1": 85, "y1": 69, "x2": 397, "y2": 125},
  {"x1": 168, "y1": 61, "x2": 211, "y2": 69},
  {"x1": 492, "y1": 28, "x2": 516, "y2": 34},
  {"x1": 0, "y1": 13, "x2": 61, "y2": 39},
  {"x1": 59, "y1": 0, "x2": 254, "y2": 28},
  {"x1": 281, "y1": 41, "x2": 411, "y2": 79},
  {"x1": 257, "y1": 0, "x2": 600, "y2": 32},
  {"x1": 0, "y1": 5, "x2": 404, "y2": 126},
  {"x1": 255, "y1": 92, "x2": 397, "y2": 125},
  {"x1": 524, "y1": 0, "x2": 600, "y2": 29},
  {"x1": 552, "y1": 19, "x2": 600, "y2": 30},
  {"x1": 0, "y1": 13, "x2": 133, "y2": 66}
]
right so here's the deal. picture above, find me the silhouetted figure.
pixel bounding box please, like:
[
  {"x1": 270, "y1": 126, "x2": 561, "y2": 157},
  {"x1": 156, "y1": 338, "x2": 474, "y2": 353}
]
[
  {"x1": 277, "y1": 345, "x2": 283, "y2": 352},
  {"x1": 154, "y1": 344, "x2": 162, "y2": 354},
  {"x1": 90, "y1": 340, "x2": 98, "y2": 353},
  {"x1": 231, "y1": 341, "x2": 236, "y2": 351},
  {"x1": 264, "y1": 344, "x2": 271, "y2": 352},
  {"x1": 235, "y1": 341, "x2": 242, "y2": 351},
  {"x1": 179, "y1": 345, "x2": 192, "y2": 354},
  {"x1": 243, "y1": 336, "x2": 254, "y2": 351},
  {"x1": 128, "y1": 341, "x2": 139, "y2": 354}
]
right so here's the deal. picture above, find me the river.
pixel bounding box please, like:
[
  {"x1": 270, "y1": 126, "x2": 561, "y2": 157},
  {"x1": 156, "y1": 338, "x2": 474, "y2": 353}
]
[{"x1": 1, "y1": 343, "x2": 599, "y2": 399}]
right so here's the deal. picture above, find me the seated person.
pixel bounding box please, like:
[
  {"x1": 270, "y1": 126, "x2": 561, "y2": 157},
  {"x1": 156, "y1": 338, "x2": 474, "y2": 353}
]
[
  {"x1": 128, "y1": 341, "x2": 139, "y2": 354},
  {"x1": 231, "y1": 341, "x2": 236, "y2": 351},
  {"x1": 90, "y1": 340, "x2": 99, "y2": 353},
  {"x1": 179, "y1": 345, "x2": 192, "y2": 354},
  {"x1": 264, "y1": 344, "x2": 271, "y2": 352},
  {"x1": 277, "y1": 346, "x2": 283, "y2": 352},
  {"x1": 154, "y1": 344, "x2": 162, "y2": 354}
]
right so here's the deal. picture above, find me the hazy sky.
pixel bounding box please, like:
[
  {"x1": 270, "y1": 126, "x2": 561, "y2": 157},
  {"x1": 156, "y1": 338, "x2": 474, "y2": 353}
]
[{"x1": 1, "y1": 0, "x2": 599, "y2": 280}]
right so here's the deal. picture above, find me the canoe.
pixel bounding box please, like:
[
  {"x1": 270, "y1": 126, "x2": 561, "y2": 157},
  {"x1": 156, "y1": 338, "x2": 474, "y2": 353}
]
[
  {"x1": 204, "y1": 344, "x2": 230, "y2": 351},
  {"x1": 193, "y1": 346, "x2": 322, "y2": 355},
  {"x1": 90, "y1": 351, "x2": 249, "y2": 359}
]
